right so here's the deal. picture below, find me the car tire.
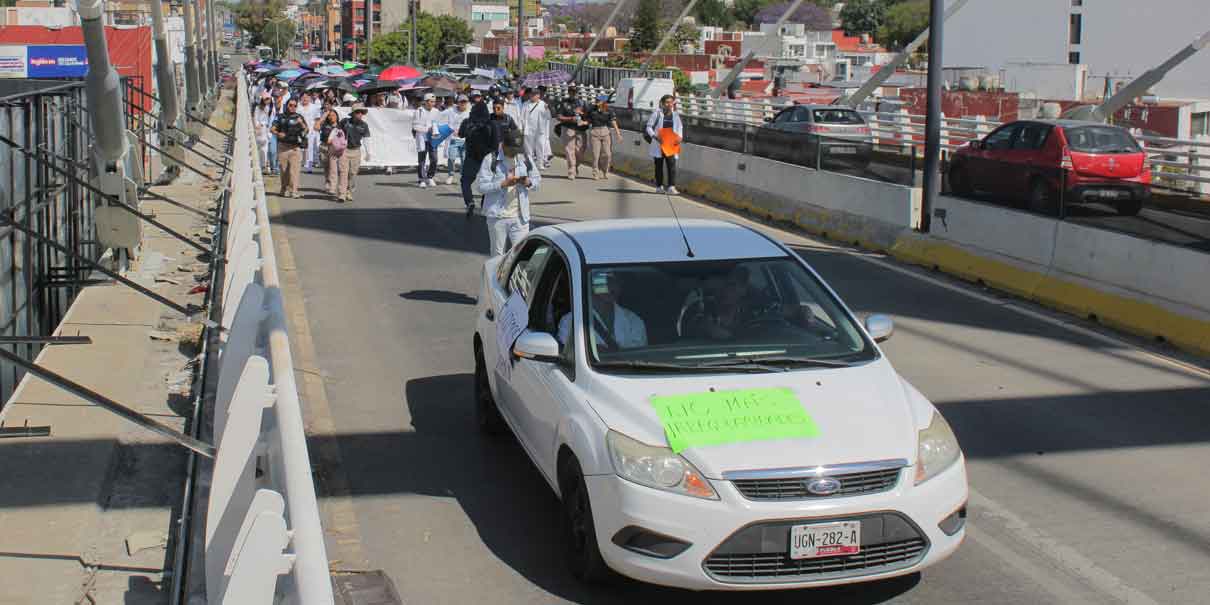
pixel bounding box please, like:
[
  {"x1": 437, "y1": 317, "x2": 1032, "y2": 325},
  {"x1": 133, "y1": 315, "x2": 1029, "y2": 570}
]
[
  {"x1": 949, "y1": 166, "x2": 972, "y2": 197},
  {"x1": 1115, "y1": 197, "x2": 1143, "y2": 216},
  {"x1": 560, "y1": 456, "x2": 614, "y2": 584},
  {"x1": 1028, "y1": 178, "x2": 1058, "y2": 216},
  {"x1": 474, "y1": 345, "x2": 507, "y2": 436}
]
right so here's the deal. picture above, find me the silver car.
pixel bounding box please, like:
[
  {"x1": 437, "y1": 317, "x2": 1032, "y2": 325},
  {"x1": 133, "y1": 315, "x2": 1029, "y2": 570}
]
[{"x1": 762, "y1": 105, "x2": 874, "y2": 170}]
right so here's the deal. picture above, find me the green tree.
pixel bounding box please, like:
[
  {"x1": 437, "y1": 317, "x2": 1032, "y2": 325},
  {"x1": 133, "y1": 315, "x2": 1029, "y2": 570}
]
[
  {"x1": 840, "y1": 0, "x2": 888, "y2": 37},
  {"x1": 694, "y1": 0, "x2": 735, "y2": 28},
  {"x1": 233, "y1": 0, "x2": 290, "y2": 48},
  {"x1": 629, "y1": 0, "x2": 663, "y2": 52},
  {"x1": 670, "y1": 69, "x2": 693, "y2": 94},
  {"x1": 731, "y1": 0, "x2": 773, "y2": 27},
  {"x1": 262, "y1": 18, "x2": 297, "y2": 58},
  {"x1": 366, "y1": 30, "x2": 410, "y2": 65},
  {"x1": 660, "y1": 22, "x2": 699, "y2": 53},
  {"x1": 877, "y1": 0, "x2": 929, "y2": 50},
  {"x1": 364, "y1": 12, "x2": 474, "y2": 67}
]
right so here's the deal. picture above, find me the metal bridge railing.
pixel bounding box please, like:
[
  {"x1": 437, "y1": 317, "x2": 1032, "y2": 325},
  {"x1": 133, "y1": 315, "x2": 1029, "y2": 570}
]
[{"x1": 202, "y1": 74, "x2": 333, "y2": 604}]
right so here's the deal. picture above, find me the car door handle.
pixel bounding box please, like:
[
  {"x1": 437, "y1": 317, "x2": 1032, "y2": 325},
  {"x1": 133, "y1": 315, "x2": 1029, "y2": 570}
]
[{"x1": 485, "y1": 308, "x2": 495, "y2": 321}]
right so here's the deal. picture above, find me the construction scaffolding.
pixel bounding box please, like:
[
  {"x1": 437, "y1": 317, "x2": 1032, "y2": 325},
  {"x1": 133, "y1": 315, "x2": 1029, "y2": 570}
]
[{"x1": 0, "y1": 80, "x2": 103, "y2": 406}]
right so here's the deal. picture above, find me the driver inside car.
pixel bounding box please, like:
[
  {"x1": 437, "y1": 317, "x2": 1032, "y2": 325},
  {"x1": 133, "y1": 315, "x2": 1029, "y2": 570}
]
[
  {"x1": 558, "y1": 272, "x2": 647, "y2": 350},
  {"x1": 690, "y1": 266, "x2": 766, "y2": 340}
]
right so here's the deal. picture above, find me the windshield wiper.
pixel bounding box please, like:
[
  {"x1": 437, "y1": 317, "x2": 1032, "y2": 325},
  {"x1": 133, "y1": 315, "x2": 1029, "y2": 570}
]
[
  {"x1": 592, "y1": 358, "x2": 764, "y2": 372},
  {"x1": 700, "y1": 356, "x2": 851, "y2": 369}
]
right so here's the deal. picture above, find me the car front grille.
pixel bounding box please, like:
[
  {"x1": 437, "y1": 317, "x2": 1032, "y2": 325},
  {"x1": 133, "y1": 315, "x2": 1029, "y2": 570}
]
[
  {"x1": 732, "y1": 467, "x2": 901, "y2": 500},
  {"x1": 704, "y1": 538, "x2": 927, "y2": 581},
  {"x1": 702, "y1": 512, "x2": 928, "y2": 584}
]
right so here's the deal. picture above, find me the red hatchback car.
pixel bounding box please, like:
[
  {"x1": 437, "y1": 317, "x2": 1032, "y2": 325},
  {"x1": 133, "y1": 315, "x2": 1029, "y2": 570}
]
[{"x1": 948, "y1": 120, "x2": 1151, "y2": 216}]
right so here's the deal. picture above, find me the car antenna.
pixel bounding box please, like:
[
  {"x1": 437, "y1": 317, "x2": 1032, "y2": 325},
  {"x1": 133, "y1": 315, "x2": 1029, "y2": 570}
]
[{"x1": 664, "y1": 189, "x2": 695, "y2": 258}]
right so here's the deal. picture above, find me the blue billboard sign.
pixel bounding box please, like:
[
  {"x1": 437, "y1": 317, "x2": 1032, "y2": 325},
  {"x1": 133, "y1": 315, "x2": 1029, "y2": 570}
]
[{"x1": 27, "y1": 45, "x2": 89, "y2": 78}]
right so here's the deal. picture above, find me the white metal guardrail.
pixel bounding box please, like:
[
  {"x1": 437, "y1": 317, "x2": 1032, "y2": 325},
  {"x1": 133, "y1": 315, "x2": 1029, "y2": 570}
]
[
  {"x1": 560, "y1": 81, "x2": 1210, "y2": 193},
  {"x1": 201, "y1": 75, "x2": 334, "y2": 604}
]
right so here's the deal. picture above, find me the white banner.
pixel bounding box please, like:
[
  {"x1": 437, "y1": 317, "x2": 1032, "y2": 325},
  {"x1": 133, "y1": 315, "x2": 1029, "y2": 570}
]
[
  {"x1": 0, "y1": 46, "x2": 28, "y2": 79},
  {"x1": 334, "y1": 107, "x2": 447, "y2": 168}
]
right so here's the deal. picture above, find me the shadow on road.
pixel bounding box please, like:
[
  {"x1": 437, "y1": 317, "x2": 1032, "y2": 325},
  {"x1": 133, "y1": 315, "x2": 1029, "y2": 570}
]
[
  {"x1": 399, "y1": 290, "x2": 477, "y2": 305},
  {"x1": 329, "y1": 372, "x2": 921, "y2": 605}
]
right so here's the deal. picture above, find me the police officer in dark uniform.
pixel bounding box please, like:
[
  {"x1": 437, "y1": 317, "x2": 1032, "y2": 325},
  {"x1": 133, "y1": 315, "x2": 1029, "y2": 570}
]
[{"x1": 271, "y1": 98, "x2": 309, "y2": 198}]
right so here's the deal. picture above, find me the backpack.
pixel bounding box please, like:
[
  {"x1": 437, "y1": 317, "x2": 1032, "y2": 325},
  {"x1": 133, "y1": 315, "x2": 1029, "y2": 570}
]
[
  {"x1": 464, "y1": 120, "x2": 495, "y2": 162},
  {"x1": 328, "y1": 126, "x2": 347, "y2": 156}
]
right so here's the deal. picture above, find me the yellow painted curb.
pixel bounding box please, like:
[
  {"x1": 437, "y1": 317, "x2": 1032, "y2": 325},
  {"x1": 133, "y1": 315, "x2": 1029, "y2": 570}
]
[{"x1": 891, "y1": 236, "x2": 1210, "y2": 358}]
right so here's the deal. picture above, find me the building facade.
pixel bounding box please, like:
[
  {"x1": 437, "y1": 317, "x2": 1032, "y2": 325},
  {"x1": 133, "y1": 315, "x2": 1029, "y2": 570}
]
[{"x1": 943, "y1": 0, "x2": 1210, "y2": 101}]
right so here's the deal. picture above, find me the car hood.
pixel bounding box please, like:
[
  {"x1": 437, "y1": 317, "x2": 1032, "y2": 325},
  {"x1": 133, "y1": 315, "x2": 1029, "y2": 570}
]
[{"x1": 586, "y1": 359, "x2": 918, "y2": 479}]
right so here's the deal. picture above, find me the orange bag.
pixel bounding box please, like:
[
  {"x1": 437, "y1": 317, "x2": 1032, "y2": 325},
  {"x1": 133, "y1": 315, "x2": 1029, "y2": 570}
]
[{"x1": 659, "y1": 127, "x2": 682, "y2": 157}]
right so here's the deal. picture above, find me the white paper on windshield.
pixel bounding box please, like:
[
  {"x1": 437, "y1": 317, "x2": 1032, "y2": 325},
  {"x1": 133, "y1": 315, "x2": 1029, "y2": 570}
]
[{"x1": 494, "y1": 292, "x2": 528, "y2": 381}]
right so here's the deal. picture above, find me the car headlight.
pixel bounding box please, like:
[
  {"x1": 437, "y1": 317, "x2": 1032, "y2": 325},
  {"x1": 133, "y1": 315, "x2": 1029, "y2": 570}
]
[
  {"x1": 915, "y1": 411, "x2": 961, "y2": 485},
  {"x1": 606, "y1": 430, "x2": 718, "y2": 500}
]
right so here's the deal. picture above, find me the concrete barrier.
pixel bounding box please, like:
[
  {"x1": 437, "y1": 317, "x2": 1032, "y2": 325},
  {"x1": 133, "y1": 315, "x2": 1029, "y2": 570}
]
[
  {"x1": 554, "y1": 130, "x2": 920, "y2": 251},
  {"x1": 553, "y1": 133, "x2": 1210, "y2": 357}
]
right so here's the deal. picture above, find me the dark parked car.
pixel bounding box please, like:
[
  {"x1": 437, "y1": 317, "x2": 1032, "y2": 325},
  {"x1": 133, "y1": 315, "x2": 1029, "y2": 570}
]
[
  {"x1": 948, "y1": 120, "x2": 1151, "y2": 216},
  {"x1": 761, "y1": 105, "x2": 874, "y2": 170}
]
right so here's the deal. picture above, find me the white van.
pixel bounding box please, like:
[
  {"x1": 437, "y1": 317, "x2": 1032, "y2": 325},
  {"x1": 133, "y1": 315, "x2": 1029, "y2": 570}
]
[{"x1": 614, "y1": 77, "x2": 675, "y2": 110}]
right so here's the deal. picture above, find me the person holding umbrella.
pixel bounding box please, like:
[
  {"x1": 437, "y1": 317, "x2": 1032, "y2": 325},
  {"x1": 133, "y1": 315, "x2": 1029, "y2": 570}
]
[
  {"x1": 413, "y1": 92, "x2": 442, "y2": 188},
  {"x1": 587, "y1": 94, "x2": 622, "y2": 180}
]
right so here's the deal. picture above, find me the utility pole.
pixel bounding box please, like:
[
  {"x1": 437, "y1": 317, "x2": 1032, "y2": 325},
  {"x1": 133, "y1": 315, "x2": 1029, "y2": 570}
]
[
  {"x1": 365, "y1": 0, "x2": 372, "y2": 58},
  {"x1": 409, "y1": 0, "x2": 417, "y2": 66},
  {"x1": 182, "y1": 0, "x2": 201, "y2": 120},
  {"x1": 920, "y1": 0, "x2": 944, "y2": 233},
  {"x1": 516, "y1": 0, "x2": 524, "y2": 76}
]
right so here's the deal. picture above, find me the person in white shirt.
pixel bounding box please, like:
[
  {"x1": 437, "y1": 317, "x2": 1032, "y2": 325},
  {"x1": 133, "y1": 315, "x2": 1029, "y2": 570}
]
[
  {"x1": 520, "y1": 88, "x2": 551, "y2": 170},
  {"x1": 474, "y1": 126, "x2": 540, "y2": 257},
  {"x1": 441, "y1": 94, "x2": 471, "y2": 185},
  {"x1": 502, "y1": 89, "x2": 523, "y2": 127},
  {"x1": 413, "y1": 92, "x2": 442, "y2": 188},
  {"x1": 299, "y1": 93, "x2": 323, "y2": 173},
  {"x1": 558, "y1": 272, "x2": 648, "y2": 351}
]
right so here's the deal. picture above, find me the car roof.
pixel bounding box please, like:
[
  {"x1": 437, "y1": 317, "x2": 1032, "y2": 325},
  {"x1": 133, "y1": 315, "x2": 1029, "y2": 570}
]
[{"x1": 538, "y1": 219, "x2": 788, "y2": 265}]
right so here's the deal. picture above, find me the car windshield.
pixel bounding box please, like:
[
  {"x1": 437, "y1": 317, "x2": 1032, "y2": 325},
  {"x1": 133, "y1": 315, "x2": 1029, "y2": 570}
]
[
  {"x1": 812, "y1": 109, "x2": 865, "y2": 125},
  {"x1": 582, "y1": 257, "x2": 875, "y2": 371},
  {"x1": 1065, "y1": 126, "x2": 1140, "y2": 153}
]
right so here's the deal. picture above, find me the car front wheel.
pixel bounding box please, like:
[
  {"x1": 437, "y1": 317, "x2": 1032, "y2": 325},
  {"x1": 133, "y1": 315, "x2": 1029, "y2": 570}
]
[
  {"x1": 474, "y1": 343, "x2": 506, "y2": 436},
  {"x1": 560, "y1": 456, "x2": 613, "y2": 583}
]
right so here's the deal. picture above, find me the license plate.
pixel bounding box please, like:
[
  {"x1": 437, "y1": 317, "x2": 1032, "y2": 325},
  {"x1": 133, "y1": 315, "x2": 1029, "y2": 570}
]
[
  {"x1": 1102, "y1": 190, "x2": 1126, "y2": 199},
  {"x1": 790, "y1": 521, "x2": 861, "y2": 559},
  {"x1": 829, "y1": 146, "x2": 857, "y2": 155}
]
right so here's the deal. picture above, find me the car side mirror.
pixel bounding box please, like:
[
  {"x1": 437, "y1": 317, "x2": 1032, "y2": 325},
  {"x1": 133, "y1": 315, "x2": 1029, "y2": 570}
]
[
  {"x1": 763, "y1": 117, "x2": 773, "y2": 123},
  {"x1": 970, "y1": 140, "x2": 984, "y2": 151},
  {"x1": 513, "y1": 330, "x2": 561, "y2": 363},
  {"x1": 865, "y1": 314, "x2": 894, "y2": 343}
]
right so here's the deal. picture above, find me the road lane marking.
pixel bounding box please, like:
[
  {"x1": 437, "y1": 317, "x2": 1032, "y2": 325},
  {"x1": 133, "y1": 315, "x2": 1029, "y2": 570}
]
[{"x1": 969, "y1": 488, "x2": 1160, "y2": 605}]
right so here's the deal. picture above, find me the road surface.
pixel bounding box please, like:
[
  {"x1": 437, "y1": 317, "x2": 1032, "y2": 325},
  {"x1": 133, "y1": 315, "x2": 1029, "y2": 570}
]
[{"x1": 269, "y1": 158, "x2": 1210, "y2": 605}]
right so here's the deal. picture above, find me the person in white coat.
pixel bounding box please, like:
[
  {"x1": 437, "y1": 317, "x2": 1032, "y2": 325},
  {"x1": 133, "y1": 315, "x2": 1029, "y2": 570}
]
[
  {"x1": 557, "y1": 271, "x2": 648, "y2": 350},
  {"x1": 413, "y1": 93, "x2": 442, "y2": 187},
  {"x1": 645, "y1": 94, "x2": 684, "y2": 194},
  {"x1": 474, "y1": 127, "x2": 540, "y2": 257},
  {"x1": 299, "y1": 93, "x2": 323, "y2": 173},
  {"x1": 503, "y1": 89, "x2": 523, "y2": 128},
  {"x1": 520, "y1": 88, "x2": 551, "y2": 170}
]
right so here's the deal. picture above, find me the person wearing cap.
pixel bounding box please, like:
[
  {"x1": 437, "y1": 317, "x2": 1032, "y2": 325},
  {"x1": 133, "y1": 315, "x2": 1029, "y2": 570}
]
[
  {"x1": 336, "y1": 104, "x2": 372, "y2": 202},
  {"x1": 441, "y1": 94, "x2": 471, "y2": 185},
  {"x1": 341, "y1": 92, "x2": 357, "y2": 106},
  {"x1": 586, "y1": 94, "x2": 622, "y2": 180},
  {"x1": 474, "y1": 125, "x2": 540, "y2": 256},
  {"x1": 271, "y1": 96, "x2": 310, "y2": 198},
  {"x1": 413, "y1": 92, "x2": 442, "y2": 188},
  {"x1": 521, "y1": 87, "x2": 551, "y2": 171},
  {"x1": 556, "y1": 85, "x2": 590, "y2": 179}
]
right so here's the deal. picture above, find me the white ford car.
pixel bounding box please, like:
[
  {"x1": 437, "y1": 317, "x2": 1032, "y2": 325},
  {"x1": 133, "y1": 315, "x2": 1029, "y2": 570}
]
[{"x1": 473, "y1": 219, "x2": 967, "y2": 590}]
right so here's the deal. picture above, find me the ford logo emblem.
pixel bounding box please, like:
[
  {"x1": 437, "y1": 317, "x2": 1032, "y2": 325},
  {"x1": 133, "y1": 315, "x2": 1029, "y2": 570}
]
[{"x1": 805, "y1": 477, "x2": 842, "y2": 496}]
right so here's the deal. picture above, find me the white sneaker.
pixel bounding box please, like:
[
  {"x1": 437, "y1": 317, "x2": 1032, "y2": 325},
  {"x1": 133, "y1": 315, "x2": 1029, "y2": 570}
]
[
  {"x1": 428, "y1": 179, "x2": 437, "y2": 187},
  {"x1": 445, "y1": 175, "x2": 454, "y2": 185},
  {"x1": 655, "y1": 186, "x2": 665, "y2": 194},
  {"x1": 419, "y1": 181, "x2": 428, "y2": 189},
  {"x1": 666, "y1": 186, "x2": 680, "y2": 195}
]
